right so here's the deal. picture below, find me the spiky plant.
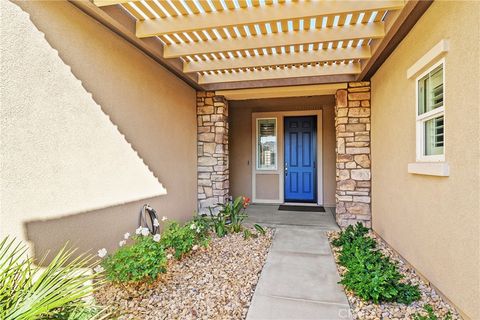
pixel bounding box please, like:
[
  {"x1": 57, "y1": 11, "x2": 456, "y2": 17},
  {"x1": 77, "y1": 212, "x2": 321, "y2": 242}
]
[{"x1": 0, "y1": 237, "x2": 107, "y2": 320}]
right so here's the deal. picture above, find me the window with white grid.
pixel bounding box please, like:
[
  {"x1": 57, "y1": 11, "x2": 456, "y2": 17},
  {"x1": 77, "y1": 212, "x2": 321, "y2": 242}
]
[{"x1": 416, "y1": 60, "x2": 445, "y2": 161}]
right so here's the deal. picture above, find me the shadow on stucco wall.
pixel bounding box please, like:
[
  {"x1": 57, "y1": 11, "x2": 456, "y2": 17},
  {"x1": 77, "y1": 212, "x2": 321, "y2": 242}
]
[{"x1": 25, "y1": 195, "x2": 186, "y2": 265}]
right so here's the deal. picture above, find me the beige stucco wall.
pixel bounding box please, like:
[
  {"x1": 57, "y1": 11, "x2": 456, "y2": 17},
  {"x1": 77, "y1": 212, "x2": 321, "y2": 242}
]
[
  {"x1": 229, "y1": 95, "x2": 336, "y2": 206},
  {"x1": 1, "y1": 1, "x2": 197, "y2": 259},
  {"x1": 370, "y1": 1, "x2": 480, "y2": 318}
]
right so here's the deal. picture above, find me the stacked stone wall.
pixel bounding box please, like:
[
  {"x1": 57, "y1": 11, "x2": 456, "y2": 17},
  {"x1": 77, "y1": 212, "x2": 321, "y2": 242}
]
[
  {"x1": 335, "y1": 82, "x2": 372, "y2": 227},
  {"x1": 196, "y1": 92, "x2": 229, "y2": 214}
]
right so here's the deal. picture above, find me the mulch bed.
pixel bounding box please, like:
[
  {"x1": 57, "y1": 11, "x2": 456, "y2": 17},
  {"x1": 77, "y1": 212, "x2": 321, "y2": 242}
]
[
  {"x1": 327, "y1": 230, "x2": 461, "y2": 320},
  {"x1": 95, "y1": 229, "x2": 273, "y2": 319}
]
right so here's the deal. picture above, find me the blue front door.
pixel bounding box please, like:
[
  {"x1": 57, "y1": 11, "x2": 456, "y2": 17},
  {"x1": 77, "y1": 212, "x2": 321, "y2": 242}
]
[{"x1": 284, "y1": 116, "x2": 317, "y2": 202}]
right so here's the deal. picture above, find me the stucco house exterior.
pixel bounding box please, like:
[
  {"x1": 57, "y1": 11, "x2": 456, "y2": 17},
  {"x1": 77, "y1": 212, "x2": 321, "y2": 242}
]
[{"x1": 1, "y1": 0, "x2": 479, "y2": 318}]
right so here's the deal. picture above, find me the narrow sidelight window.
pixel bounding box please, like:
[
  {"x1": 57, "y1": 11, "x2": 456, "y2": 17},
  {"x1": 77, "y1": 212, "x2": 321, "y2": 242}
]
[
  {"x1": 256, "y1": 118, "x2": 277, "y2": 170},
  {"x1": 416, "y1": 60, "x2": 445, "y2": 161}
]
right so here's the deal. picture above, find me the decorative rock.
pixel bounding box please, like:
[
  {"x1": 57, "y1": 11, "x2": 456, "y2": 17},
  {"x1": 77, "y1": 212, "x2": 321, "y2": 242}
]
[
  {"x1": 351, "y1": 169, "x2": 371, "y2": 181},
  {"x1": 348, "y1": 92, "x2": 371, "y2": 101},
  {"x1": 348, "y1": 81, "x2": 370, "y2": 87},
  {"x1": 198, "y1": 133, "x2": 215, "y2": 142},
  {"x1": 95, "y1": 230, "x2": 274, "y2": 320},
  {"x1": 346, "y1": 202, "x2": 370, "y2": 215},
  {"x1": 198, "y1": 157, "x2": 217, "y2": 166},
  {"x1": 338, "y1": 170, "x2": 350, "y2": 180},
  {"x1": 336, "y1": 89, "x2": 348, "y2": 108},
  {"x1": 197, "y1": 106, "x2": 214, "y2": 115},
  {"x1": 345, "y1": 147, "x2": 370, "y2": 154},
  {"x1": 338, "y1": 180, "x2": 356, "y2": 191},
  {"x1": 348, "y1": 108, "x2": 370, "y2": 117},
  {"x1": 354, "y1": 155, "x2": 371, "y2": 168},
  {"x1": 348, "y1": 86, "x2": 371, "y2": 92}
]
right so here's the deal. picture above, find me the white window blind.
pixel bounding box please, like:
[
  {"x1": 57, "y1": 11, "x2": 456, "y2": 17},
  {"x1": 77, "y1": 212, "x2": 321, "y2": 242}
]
[{"x1": 416, "y1": 61, "x2": 445, "y2": 161}]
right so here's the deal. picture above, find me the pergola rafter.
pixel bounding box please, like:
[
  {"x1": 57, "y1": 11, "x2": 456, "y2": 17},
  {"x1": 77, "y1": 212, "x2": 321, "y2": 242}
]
[
  {"x1": 184, "y1": 46, "x2": 371, "y2": 73},
  {"x1": 163, "y1": 22, "x2": 384, "y2": 58},
  {"x1": 198, "y1": 62, "x2": 361, "y2": 84},
  {"x1": 134, "y1": 1, "x2": 403, "y2": 37},
  {"x1": 84, "y1": 0, "x2": 423, "y2": 89}
]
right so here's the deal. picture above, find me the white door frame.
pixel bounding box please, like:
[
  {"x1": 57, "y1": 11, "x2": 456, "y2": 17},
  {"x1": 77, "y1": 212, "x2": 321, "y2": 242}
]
[{"x1": 251, "y1": 109, "x2": 323, "y2": 205}]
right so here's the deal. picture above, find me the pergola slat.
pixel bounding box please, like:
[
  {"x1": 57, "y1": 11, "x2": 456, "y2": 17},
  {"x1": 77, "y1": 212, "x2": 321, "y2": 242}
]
[
  {"x1": 198, "y1": 62, "x2": 361, "y2": 84},
  {"x1": 135, "y1": 1, "x2": 403, "y2": 37},
  {"x1": 164, "y1": 22, "x2": 385, "y2": 58}
]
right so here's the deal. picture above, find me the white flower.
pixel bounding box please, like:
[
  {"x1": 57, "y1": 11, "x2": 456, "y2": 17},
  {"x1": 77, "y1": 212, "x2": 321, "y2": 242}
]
[
  {"x1": 119, "y1": 240, "x2": 126, "y2": 247},
  {"x1": 196, "y1": 227, "x2": 201, "y2": 233},
  {"x1": 141, "y1": 227, "x2": 150, "y2": 236},
  {"x1": 153, "y1": 218, "x2": 160, "y2": 227},
  {"x1": 161, "y1": 216, "x2": 168, "y2": 222},
  {"x1": 124, "y1": 232, "x2": 130, "y2": 240},
  {"x1": 166, "y1": 253, "x2": 173, "y2": 259},
  {"x1": 192, "y1": 245, "x2": 199, "y2": 251},
  {"x1": 190, "y1": 223, "x2": 196, "y2": 230},
  {"x1": 135, "y1": 226, "x2": 142, "y2": 235},
  {"x1": 94, "y1": 265, "x2": 104, "y2": 273},
  {"x1": 97, "y1": 248, "x2": 107, "y2": 258},
  {"x1": 153, "y1": 234, "x2": 161, "y2": 242}
]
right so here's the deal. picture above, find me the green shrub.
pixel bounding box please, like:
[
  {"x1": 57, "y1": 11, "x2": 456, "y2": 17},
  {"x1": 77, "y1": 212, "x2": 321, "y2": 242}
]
[
  {"x1": 102, "y1": 234, "x2": 167, "y2": 283},
  {"x1": 222, "y1": 196, "x2": 249, "y2": 233},
  {"x1": 333, "y1": 224, "x2": 420, "y2": 304},
  {"x1": 413, "y1": 305, "x2": 452, "y2": 320},
  {"x1": 208, "y1": 207, "x2": 228, "y2": 237},
  {"x1": 0, "y1": 237, "x2": 106, "y2": 320},
  {"x1": 254, "y1": 224, "x2": 266, "y2": 236},
  {"x1": 192, "y1": 214, "x2": 213, "y2": 244},
  {"x1": 209, "y1": 196, "x2": 256, "y2": 237},
  {"x1": 160, "y1": 221, "x2": 209, "y2": 259},
  {"x1": 332, "y1": 222, "x2": 369, "y2": 247}
]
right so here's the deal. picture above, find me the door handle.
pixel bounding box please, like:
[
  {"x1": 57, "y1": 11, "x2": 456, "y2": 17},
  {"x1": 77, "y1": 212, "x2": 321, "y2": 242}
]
[{"x1": 285, "y1": 163, "x2": 288, "y2": 176}]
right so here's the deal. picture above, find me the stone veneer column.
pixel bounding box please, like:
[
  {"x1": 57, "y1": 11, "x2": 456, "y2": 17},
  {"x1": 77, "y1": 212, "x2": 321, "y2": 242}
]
[
  {"x1": 196, "y1": 91, "x2": 229, "y2": 214},
  {"x1": 334, "y1": 82, "x2": 372, "y2": 227}
]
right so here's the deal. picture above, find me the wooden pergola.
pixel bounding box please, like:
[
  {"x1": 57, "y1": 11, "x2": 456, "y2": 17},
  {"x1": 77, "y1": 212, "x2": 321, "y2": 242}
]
[{"x1": 73, "y1": 0, "x2": 432, "y2": 90}]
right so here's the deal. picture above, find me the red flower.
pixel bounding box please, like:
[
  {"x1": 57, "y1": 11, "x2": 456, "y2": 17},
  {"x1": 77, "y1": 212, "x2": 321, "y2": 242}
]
[{"x1": 242, "y1": 196, "x2": 251, "y2": 208}]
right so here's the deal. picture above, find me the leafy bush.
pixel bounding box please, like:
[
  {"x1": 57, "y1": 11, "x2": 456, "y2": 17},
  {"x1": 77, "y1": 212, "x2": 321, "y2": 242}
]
[
  {"x1": 332, "y1": 223, "x2": 369, "y2": 247},
  {"x1": 209, "y1": 196, "x2": 253, "y2": 237},
  {"x1": 102, "y1": 234, "x2": 167, "y2": 283},
  {"x1": 192, "y1": 214, "x2": 212, "y2": 244},
  {"x1": 222, "y1": 196, "x2": 250, "y2": 233},
  {"x1": 333, "y1": 223, "x2": 420, "y2": 304},
  {"x1": 160, "y1": 221, "x2": 209, "y2": 259},
  {"x1": 413, "y1": 305, "x2": 452, "y2": 320},
  {"x1": 208, "y1": 207, "x2": 228, "y2": 237},
  {"x1": 0, "y1": 237, "x2": 105, "y2": 320},
  {"x1": 254, "y1": 223, "x2": 266, "y2": 236}
]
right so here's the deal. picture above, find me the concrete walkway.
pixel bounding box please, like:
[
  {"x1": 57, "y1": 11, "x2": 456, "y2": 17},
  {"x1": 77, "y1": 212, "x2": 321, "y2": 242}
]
[{"x1": 245, "y1": 205, "x2": 352, "y2": 320}]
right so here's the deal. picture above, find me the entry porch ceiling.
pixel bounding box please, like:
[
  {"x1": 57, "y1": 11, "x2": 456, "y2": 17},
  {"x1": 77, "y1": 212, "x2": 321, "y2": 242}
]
[{"x1": 80, "y1": 0, "x2": 432, "y2": 90}]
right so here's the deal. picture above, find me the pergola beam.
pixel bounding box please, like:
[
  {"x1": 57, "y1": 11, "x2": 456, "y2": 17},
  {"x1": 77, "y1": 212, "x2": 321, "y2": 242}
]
[
  {"x1": 184, "y1": 46, "x2": 371, "y2": 73},
  {"x1": 93, "y1": 0, "x2": 128, "y2": 7},
  {"x1": 198, "y1": 62, "x2": 361, "y2": 84},
  {"x1": 165, "y1": 22, "x2": 385, "y2": 58},
  {"x1": 136, "y1": 1, "x2": 404, "y2": 37}
]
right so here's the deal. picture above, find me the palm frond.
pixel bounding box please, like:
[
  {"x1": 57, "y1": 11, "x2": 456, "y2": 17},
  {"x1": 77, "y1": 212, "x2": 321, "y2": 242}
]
[{"x1": 0, "y1": 237, "x2": 107, "y2": 320}]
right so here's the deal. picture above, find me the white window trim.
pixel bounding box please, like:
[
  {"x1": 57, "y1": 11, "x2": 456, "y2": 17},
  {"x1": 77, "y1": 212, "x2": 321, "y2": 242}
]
[
  {"x1": 415, "y1": 58, "x2": 446, "y2": 162},
  {"x1": 407, "y1": 40, "x2": 448, "y2": 79},
  {"x1": 407, "y1": 162, "x2": 449, "y2": 177},
  {"x1": 256, "y1": 117, "x2": 278, "y2": 171}
]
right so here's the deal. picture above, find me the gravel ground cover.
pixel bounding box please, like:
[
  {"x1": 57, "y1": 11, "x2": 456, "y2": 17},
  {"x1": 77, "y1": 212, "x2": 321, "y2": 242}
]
[
  {"x1": 95, "y1": 228, "x2": 273, "y2": 320},
  {"x1": 327, "y1": 230, "x2": 461, "y2": 320}
]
